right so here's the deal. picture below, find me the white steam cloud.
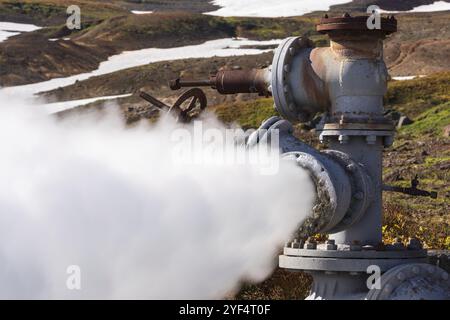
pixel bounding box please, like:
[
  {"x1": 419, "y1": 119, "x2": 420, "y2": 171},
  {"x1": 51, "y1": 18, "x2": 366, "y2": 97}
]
[{"x1": 0, "y1": 92, "x2": 314, "y2": 299}]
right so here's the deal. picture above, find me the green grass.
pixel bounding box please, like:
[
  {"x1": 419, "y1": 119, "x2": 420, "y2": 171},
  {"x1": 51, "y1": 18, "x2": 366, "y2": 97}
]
[
  {"x1": 1, "y1": 1, "x2": 64, "y2": 18},
  {"x1": 424, "y1": 156, "x2": 450, "y2": 167},
  {"x1": 0, "y1": 0, "x2": 128, "y2": 25},
  {"x1": 118, "y1": 13, "x2": 234, "y2": 37},
  {"x1": 383, "y1": 202, "x2": 450, "y2": 250},
  {"x1": 212, "y1": 98, "x2": 278, "y2": 130},
  {"x1": 385, "y1": 72, "x2": 450, "y2": 139},
  {"x1": 224, "y1": 16, "x2": 318, "y2": 40},
  {"x1": 108, "y1": 14, "x2": 319, "y2": 43},
  {"x1": 399, "y1": 102, "x2": 450, "y2": 137},
  {"x1": 382, "y1": 73, "x2": 450, "y2": 251},
  {"x1": 386, "y1": 72, "x2": 450, "y2": 119}
]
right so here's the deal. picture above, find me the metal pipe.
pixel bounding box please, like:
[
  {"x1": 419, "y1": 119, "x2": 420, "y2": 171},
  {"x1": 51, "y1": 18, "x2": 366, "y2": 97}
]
[
  {"x1": 328, "y1": 137, "x2": 383, "y2": 245},
  {"x1": 169, "y1": 78, "x2": 213, "y2": 90},
  {"x1": 139, "y1": 91, "x2": 170, "y2": 110},
  {"x1": 170, "y1": 68, "x2": 271, "y2": 96}
]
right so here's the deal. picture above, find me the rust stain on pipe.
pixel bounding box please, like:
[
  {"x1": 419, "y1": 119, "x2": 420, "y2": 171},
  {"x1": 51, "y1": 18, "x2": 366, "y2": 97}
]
[{"x1": 210, "y1": 69, "x2": 270, "y2": 96}]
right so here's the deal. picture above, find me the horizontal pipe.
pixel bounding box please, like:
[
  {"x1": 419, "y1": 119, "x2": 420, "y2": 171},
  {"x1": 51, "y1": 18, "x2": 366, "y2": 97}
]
[{"x1": 170, "y1": 69, "x2": 271, "y2": 96}]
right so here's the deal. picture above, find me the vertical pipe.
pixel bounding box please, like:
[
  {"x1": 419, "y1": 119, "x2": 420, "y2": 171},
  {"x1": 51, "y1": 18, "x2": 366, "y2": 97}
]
[{"x1": 329, "y1": 137, "x2": 383, "y2": 245}]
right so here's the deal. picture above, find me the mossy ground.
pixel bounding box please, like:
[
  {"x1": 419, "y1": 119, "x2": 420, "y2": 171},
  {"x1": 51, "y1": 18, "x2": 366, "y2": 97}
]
[
  {"x1": 212, "y1": 98, "x2": 278, "y2": 130},
  {"x1": 382, "y1": 73, "x2": 450, "y2": 251},
  {"x1": 0, "y1": 0, "x2": 127, "y2": 25}
]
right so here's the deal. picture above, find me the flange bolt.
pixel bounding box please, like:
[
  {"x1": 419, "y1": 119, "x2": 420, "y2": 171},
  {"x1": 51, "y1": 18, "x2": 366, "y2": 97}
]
[
  {"x1": 339, "y1": 135, "x2": 349, "y2": 144},
  {"x1": 350, "y1": 240, "x2": 362, "y2": 251},
  {"x1": 407, "y1": 237, "x2": 423, "y2": 250},
  {"x1": 392, "y1": 237, "x2": 406, "y2": 250},
  {"x1": 304, "y1": 238, "x2": 317, "y2": 250},
  {"x1": 325, "y1": 239, "x2": 338, "y2": 250},
  {"x1": 291, "y1": 239, "x2": 302, "y2": 249}
]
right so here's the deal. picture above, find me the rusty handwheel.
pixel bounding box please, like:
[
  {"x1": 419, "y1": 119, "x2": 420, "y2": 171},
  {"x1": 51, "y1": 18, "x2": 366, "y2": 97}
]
[
  {"x1": 139, "y1": 88, "x2": 207, "y2": 123},
  {"x1": 168, "y1": 88, "x2": 207, "y2": 123}
]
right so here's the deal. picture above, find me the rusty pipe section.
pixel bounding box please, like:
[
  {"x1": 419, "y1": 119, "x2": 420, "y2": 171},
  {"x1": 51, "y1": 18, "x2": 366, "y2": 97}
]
[
  {"x1": 271, "y1": 16, "x2": 396, "y2": 124},
  {"x1": 169, "y1": 15, "x2": 397, "y2": 126},
  {"x1": 170, "y1": 68, "x2": 271, "y2": 96},
  {"x1": 211, "y1": 69, "x2": 271, "y2": 95}
]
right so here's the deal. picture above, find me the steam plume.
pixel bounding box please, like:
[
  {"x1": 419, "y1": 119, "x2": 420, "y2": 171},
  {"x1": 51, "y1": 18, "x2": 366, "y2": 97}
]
[{"x1": 0, "y1": 93, "x2": 314, "y2": 299}]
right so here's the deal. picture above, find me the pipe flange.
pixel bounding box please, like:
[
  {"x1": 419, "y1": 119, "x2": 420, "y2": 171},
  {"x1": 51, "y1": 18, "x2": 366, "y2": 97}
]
[
  {"x1": 279, "y1": 255, "x2": 426, "y2": 273},
  {"x1": 283, "y1": 247, "x2": 427, "y2": 259},
  {"x1": 317, "y1": 15, "x2": 397, "y2": 35},
  {"x1": 319, "y1": 129, "x2": 394, "y2": 138},
  {"x1": 322, "y1": 122, "x2": 395, "y2": 131},
  {"x1": 272, "y1": 37, "x2": 315, "y2": 122},
  {"x1": 366, "y1": 263, "x2": 450, "y2": 300},
  {"x1": 322, "y1": 150, "x2": 374, "y2": 233},
  {"x1": 283, "y1": 152, "x2": 340, "y2": 237}
]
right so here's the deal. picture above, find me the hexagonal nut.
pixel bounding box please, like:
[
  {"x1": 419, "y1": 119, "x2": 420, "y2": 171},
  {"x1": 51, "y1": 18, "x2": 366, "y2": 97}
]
[
  {"x1": 350, "y1": 241, "x2": 362, "y2": 251},
  {"x1": 407, "y1": 237, "x2": 423, "y2": 250},
  {"x1": 383, "y1": 136, "x2": 394, "y2": 147},
  {"x1": 291, "y1": 240, "x2": 302, "y2": 249},
  {"x1": 392, "y1": 238, "x2": 406, "y2": 250},
  {"x1": 385, "y1": 244, "x2": 397, "y2": 251},
  {"x1": 339, "y1": 135, "x2": 349, "y2": 144},
  {"x1": 304, "y1": 241, "x2": 317, "y2": 250}
]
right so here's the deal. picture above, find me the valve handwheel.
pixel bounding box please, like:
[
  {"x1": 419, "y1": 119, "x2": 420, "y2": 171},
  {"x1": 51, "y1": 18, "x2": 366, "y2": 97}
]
[
  {"x1": 139, "y1": 88, "x2": 207, "y2": 123},
  {"x1": 169, "y1": 88, "x2": 207, "y2": 123}
]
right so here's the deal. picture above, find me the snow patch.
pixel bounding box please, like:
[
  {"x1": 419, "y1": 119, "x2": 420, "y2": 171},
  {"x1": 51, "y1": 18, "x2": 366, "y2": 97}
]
[
  {"x1": 0, "y1": 38, "x2": 282, "y2": 106},
  {"x1": 392, "y1": 75, "x2": 426, "y2": 81},
  {"x1": 378, "y1": 1, "x2": 450, "y2": 13},
  {"x1": 0, "y1": 30, "x2": 20, "y2": 42},
  {"x1": 0, "y1": 22, "x2": 41, "y2": 32},
  {"x1": 43, "y1": 94, "x2": 133, "y2": 114},
  {"x1": 131, "y1": 10, "x2": 154, "y2": 14},
  {"x1": 206, "y1": 0, "x2": 350, "y2": 17},
  {"x1": 0, "y1": 21, "x2": 41, "y2": 43},
  {"x1": 410, "y1": 1, "x2": 450, "y2": 12}
]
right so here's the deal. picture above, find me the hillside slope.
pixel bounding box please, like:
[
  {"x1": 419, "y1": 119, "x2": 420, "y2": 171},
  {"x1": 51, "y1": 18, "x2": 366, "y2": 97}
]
[
  {"x1": 0, "y1": 13, "x2": 237, "y2": 86},
  {"x1": 330, "y1": 0, "x2": 450, "y2": 11},
  {"x1": 384, "y1": 12, "x2": 450, "y2": 76},
  {"x1": 1, "y1": 3, "x2": 449, "y2": 86}
]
